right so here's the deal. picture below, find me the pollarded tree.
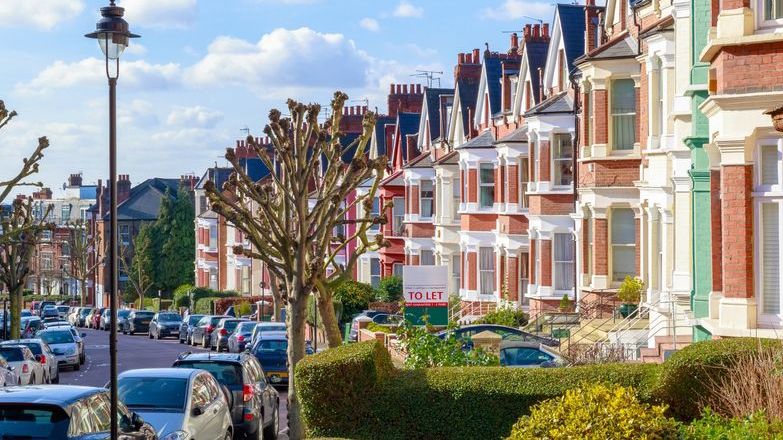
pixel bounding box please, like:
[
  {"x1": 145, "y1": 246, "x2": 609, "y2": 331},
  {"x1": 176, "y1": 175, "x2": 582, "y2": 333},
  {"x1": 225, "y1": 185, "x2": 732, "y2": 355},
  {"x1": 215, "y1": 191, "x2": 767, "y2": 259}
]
[
  {"x1": 63, "y1": 220, "x2": 102, "y2": 306},
  {"x1": 205, "y1": 92, "x2": 387, "y2": 438}
]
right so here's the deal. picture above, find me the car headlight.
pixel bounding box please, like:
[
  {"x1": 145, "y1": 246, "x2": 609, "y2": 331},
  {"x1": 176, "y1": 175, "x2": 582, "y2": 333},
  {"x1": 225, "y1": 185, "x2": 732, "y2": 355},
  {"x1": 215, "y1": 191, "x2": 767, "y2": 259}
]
[
  {"x1": 67, "y1": 347, "x2": 77, "y2": 356},
  {"x1": 161, "y1": 430, "x2": 189, "y2": 440}
]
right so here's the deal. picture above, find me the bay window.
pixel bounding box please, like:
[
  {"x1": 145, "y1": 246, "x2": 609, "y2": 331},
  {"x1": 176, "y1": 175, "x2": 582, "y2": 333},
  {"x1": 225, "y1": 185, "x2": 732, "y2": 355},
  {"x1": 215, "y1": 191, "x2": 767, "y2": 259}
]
[
  {"x1": 392, "y1": 197, "x2": 405, "y2": 236},
  {"x1": 757, "y1": 140, "x2": 783, "y2": 324},
  {"x1": 370, "y1": 258, "x2": 381, "y2": 288},
  {"x1": 763, "y1": 0, "x2": 783, "y2": 23},
  {"x1": 453, "y1": 176, "x2": 461, "y2": 220},
  {"x1": 611, "y1": 78, "x2": 637, "y2": 151},
  {"x1": 611, "y1": 208, "x2": 636, "y2": 282},
  {"x1": 393, "y1": 263, "x2": 404, "y2": 280},
  {"x1": 554, "y1": 233, "x2": 575, "y2": 290},
  {"x1": 420, "y1": 180, "x2": 434, "y2": 218},
  {"x1": 479, "y1": 163, "x2": 495, "y2": 208},
  {"x1": 520, "y1": 252, "x2": 529, "y2": 305},
  {"x1": 369, "y1": 197, "x2": 381, "y2": 232},
  {"x1": 479, "y1": 247, "x2": 495, "y2": 295},
  {"x1": 520, "y1": 158, "x2": 529, "y2": 208},
  {"x1": 452, "y1": 258, "x2": 461, "y2": 294},
  {"x1": 552, "y1": 134, "x2": 574, "y2": 186}
]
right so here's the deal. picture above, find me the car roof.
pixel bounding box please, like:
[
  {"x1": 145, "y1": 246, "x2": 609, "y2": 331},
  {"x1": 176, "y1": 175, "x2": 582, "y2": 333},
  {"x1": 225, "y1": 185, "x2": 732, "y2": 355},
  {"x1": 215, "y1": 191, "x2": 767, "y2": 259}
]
[
  {"x1": 175, "y1": 352, "x2": 252, "y2": 364},
  {"x1": 0, "y1": 339, "x2": 43, "y2": 345},
  {"x1": 499, "y1": 341, "x2": 544, "y2": 349},
  {"x1": 118, "y1": 368, "x2": 201, "y2": 379},
  {"x1": 257, "y1": 331, "x2": 287, "y2": 340},
  {"x1": 0, "y1": 385, "x2": 105, "y2": 406},
  {"x1": 256, "y1": 322, "x2": 285, "y2": 327}
]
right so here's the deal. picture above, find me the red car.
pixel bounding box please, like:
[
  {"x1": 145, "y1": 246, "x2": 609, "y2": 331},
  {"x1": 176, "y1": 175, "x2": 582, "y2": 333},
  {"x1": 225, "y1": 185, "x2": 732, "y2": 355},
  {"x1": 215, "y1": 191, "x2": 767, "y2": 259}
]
[{"x1": 90, "y1": 308, "x2": 105, "y2": 329}]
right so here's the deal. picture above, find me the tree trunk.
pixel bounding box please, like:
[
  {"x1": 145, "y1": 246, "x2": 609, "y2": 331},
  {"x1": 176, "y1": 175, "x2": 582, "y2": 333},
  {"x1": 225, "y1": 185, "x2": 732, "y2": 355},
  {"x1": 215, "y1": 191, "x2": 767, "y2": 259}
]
[
  {"x1": 79, "y1": 279, "x2": 87, "y2": 306},
  {"x1": 9, "y1": 284, "x2": 22, "y2": 340},
  {"x1": 316, "y1": 289, "x2": 342, "y2": 348},
  {"x1": 286, "y1": 293, "x2": 308, "y2": 440},
  {"x1": 269, "y1": 276, "x2": 283, "y2": 322}
]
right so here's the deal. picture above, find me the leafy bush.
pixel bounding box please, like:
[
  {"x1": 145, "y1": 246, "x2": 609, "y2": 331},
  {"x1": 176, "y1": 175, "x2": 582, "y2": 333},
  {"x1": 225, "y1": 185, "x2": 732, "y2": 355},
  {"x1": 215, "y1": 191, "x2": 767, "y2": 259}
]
[
  {"x1": 296, "y1": 341, "x2": 393, "y2": 437},
  {"x1": 366, "y1": 322, "x2": 395, "y2": 333},
  {"x1": 680, "y1": 409, "x2": 783, "y2": 439},
  {"x1": 297, "y1": 338, "x2": 662, "y2": 440},
  {"x1": 306, "y1": 295, "x2": 343, "y2": 329},
  {"x1": 656, "y1": 338, "x2": 781, "y2": 421},
  {"x1": 173, "y1": 283, "x2": 194, "y2": 308},
  {"x1": 193, "y1": 296, "x2": 221, "y2": 314},
  {"x1": 617, "y1": 276, "x2": 644, "y2": 304},
  {"x1": 173, "y1": 285, "x2": 238, "y2": 309},
  {"x1": 376, "y1": 276, "x2": 402, "y2": 302},
  {"x1": 474, "y1": 304, "x2": 528, "y2": 328},
  {"x1": 506, "y1": 383, "x2": 678, "y2": 440},
  {"x1": 397, "y1": 321, "x2": 498, "y2": 368},
  {"x1": 332, "y1": 280, "x2": 376, "y2": 322}
]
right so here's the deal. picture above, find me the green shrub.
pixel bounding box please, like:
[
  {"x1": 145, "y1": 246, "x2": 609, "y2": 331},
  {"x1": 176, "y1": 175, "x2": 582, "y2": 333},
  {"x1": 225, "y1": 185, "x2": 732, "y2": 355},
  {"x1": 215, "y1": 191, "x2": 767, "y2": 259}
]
[
  {"x1": 173, "y1": 283, "x2": 194, "y2": 308},
  {"x1": 296, "y1": 341, "x2": 393, "y2": 437},
  {"x1": 617, "y1": 276, "x2": 644, "y2": 304},
  {"x1": 332, "y1": 280, "x2": 376, "y2": 322},
  {"x1": 474, "y1": 304, "x2": 528, "y2": 327},
  {"x1": 656, "y1": 337, "x2": 780, "y2": 420},
  {"x1": 506, "y1": 383, "x2": 678, "y2": 440},
  {"x1": 173, "y1": 285, "x2": 238, "y2": 309},
  {"x1": 306, "y1": 295, "x2": 343, "y2": 328},
  {"x1": 296, "y1": 339, "x2": 662, "y2": 440},
  {"x1": 680, "y1": 409, "x2": 783, "y2": 439},
  {"x1": 397, "y1": 321, "x2": 498, "y2": 368},
  {"x1": 194, "y1": 296, "x2": 222, "y2": 314},
  {"x1": 366, "y1": 322, "x2": 394, "y2": 333},
  {"x1": 376, "y1": 276, "x2": 402, "y2": 302}
]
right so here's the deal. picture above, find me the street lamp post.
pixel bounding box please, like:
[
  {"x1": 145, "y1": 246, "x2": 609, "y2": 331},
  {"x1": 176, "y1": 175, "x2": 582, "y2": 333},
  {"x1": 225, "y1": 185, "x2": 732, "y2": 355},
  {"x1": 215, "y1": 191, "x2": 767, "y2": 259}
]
[{"x1": 85, "y1": 3, "x2": 139, "y2": 438}]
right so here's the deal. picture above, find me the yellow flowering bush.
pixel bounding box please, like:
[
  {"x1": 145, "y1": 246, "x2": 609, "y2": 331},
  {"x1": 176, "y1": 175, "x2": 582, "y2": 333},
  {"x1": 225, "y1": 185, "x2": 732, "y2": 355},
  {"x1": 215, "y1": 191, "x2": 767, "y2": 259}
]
[{"x1": 507, "y1": 383, "x2": 679, "y2": 440}]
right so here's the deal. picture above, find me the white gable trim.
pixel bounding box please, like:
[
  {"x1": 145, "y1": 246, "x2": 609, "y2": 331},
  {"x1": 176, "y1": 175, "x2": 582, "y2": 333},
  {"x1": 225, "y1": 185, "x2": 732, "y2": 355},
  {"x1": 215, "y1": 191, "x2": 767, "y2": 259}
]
[
  {"x1": 512, "y1": 54, "x2": 530, "y2": 119},
  {"x1": 543, "y1": 9, "x2": 565, "y2": 93},
  {"x1": 417, "y1": 95, "x2": 430, "y2": 149},
  {"x1": 473, "y1": 62, "x2": 491, "y2": 127}
]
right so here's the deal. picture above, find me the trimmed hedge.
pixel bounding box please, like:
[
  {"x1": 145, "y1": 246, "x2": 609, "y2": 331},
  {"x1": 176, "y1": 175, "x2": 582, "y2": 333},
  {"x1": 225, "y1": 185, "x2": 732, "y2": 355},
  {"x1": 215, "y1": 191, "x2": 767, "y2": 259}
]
[
  {"x1": 656, "y1": 337, "x2": 780, "y2": 420},
  {"x1": 172, "y1": 284, "x2": 239, "y2": 309},
  {"x1": 296, "y1": 341, "x2": 393, "y2": 436},
  {"x1": 296, "y1": 340, "x2": 661, "y2": 440}
]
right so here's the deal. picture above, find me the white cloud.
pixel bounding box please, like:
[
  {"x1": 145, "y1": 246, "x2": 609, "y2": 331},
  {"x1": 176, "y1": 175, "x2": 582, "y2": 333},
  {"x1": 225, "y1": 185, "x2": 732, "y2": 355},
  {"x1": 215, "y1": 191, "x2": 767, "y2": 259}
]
[
  {"x1": 124, "y1": 43, "x2": 148, "y2": 56},
  {"x1": 185, "y1": 28, "x2": 370, "y2": 93},
  {"x1": 118, "y1": 99, "x2": 159, "y2": 127},
  {"x1": 118, "y1": 0, "x2": 197, "y2": 29},
  {"x1": 166, "y1": 105, "x2": 223, "y2": 128},
  {"x1": 359, "y1": 17, "x2": 380, "y2": 32},
  {"x1": 0, "y1": 0, "x2": 84, "y2": 30},
  {"x1": 482, "y1": 0, "x2": 553, "y2": 21},
  {"x1": 15, "y1": 58, "x2": 182, "y2": 94},
  {"x1": 393, "y1": 1, "x2": 423, "y2": 18}
]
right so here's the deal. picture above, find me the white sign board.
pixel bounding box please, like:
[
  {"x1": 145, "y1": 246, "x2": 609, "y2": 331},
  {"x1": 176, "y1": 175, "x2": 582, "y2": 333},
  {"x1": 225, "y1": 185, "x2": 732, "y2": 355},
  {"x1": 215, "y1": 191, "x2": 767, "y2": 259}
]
[{"x1": 402, "y1": 265, "x2": 448, "y2": 307}]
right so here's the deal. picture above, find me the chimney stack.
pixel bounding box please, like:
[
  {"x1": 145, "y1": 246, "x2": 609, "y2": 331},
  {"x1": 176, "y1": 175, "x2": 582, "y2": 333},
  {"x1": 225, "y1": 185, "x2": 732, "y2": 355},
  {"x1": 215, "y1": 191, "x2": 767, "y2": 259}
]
[
  {"x1": 542, "y1": 23, "x2": 549, "y2": 38},
  {"x1": 68, "y1": 173, "x2": 83, "y2": 187},
  {"x1": 472, "y1": 48, "x2": 480, "y2": 63},
  {"x1": 532, "y1": 24, "x2": 540, "y2": 38},
  {"x1": 585, "y1": 1, "x2": 600, "y2": 52},
  {"x1": 524, "y1": 24, "x2": 531, "y2": 39},
  {"x1": 117, "y1": 174, "x2": 131, "y2": 205},
  {"x1": 458, "y1": 52, "x2": 466, "y2": 64},
  {"x1": 510, "y1": 32, "x2": 519, "y2": 52}
]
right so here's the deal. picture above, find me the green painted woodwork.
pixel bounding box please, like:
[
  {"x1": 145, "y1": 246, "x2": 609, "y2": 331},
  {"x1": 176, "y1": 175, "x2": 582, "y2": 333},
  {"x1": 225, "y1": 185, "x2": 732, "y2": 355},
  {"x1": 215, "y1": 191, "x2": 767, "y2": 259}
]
[{"x1": 693, "y1": 325, "x2": 713, "y2": 342}]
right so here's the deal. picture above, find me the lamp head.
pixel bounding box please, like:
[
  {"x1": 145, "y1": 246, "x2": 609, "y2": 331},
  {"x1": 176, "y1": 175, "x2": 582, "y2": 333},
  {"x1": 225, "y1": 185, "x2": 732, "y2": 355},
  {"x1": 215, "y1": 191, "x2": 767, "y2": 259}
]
[{"x1": 85, "y1": 1, "x2": 140, "y2": 60}]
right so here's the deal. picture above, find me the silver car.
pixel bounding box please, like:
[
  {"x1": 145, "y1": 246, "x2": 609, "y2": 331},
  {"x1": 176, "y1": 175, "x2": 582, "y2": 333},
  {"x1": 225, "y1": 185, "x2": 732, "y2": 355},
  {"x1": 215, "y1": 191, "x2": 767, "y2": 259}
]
[
  {"x1": 0, "y1": 345, "x2": 45, "y2": 385},
  {"x1": 37, "y1": 328, "x2": 81, "y2": 371},
  {"x1": 0, "y1": 339, "x2": 59, "y2": 384},
  {"x1": 0, "y1": 357, "x2": 19, "y2": 387},
  {"x1": 118, "y1": 368, "x2": 234, "y2": 440}
]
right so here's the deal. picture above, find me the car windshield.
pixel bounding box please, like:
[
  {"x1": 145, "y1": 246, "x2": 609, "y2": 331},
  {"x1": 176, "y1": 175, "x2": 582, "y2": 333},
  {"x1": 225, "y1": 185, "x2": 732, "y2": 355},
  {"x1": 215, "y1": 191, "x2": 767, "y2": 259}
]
[
  {"x1": 187, "y1": 315, "x2": 204, "y2": 325},
  {"x1": 222, "y1": 320, "x2": 241, "y2": 331},
  {"x1": 79, "y1": 309, "x2": 91, "y2": 316},
  {"x1": 257, "y1": 340, "x2": 287, "y2": 352},
  {"x1": 500, "y1": 347, "x2": 553, "y2": 366},
  {"x1": 257, "y1": 324, "x2": 286, "y2": 333},
  {"x1": 118, "y1": 310, "x2": 131, "y2": 318},
  {"x1": 176, "y1": 361, "x2": 242, "y2": 386},
  {"x1": 0, "y1": 348, "x2": 24, "y2": 362},
  {"x1": 209, "y1": 316, "x2": 222, "y2": 325},
  {"x1": 0, "y1": 405, "x2": 69, "y2": 438},
  {"x1": 39, "y1": 331, "x2": 74, "y2": 344},
  {"x1": 57, "y1": 306, "x2": 69, "y2": 312},
  {"x1": 237, "y1": 322, "x2": 257, "y2": 333},
  {"x1": 134, "y1": 312, "x2": 154, "y2": 319},
  {"x1": 16, "y1": 343, "x2": 42, "y2": 355},
  {"x1": 118, "y1": 377, "x2": 188, "y2": 411},
  {"x1": 158, "y1": 313, "x2": 181, "y2": 322}
]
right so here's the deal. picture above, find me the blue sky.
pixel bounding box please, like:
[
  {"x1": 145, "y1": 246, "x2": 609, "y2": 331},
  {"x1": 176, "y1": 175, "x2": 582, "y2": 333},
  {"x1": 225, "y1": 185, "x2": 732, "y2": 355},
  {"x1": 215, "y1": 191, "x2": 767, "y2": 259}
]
[{"x1": 0, "y1": 0, "x2": 563, "y2": 192}]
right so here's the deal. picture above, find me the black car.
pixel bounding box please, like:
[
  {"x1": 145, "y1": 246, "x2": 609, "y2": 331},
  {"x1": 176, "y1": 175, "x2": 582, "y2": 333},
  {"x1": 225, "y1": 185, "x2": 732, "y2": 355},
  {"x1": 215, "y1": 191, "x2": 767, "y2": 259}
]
[
  {"x1": 148, "y1": 312, "x2": 183, "y2": 340},
  {"x1": 178, "y1": 314, "x2": 205, "y2": 344},
  {"x1": 190, "y1": 315, "x2": 223, "y2": 348},
  {"x1": 173, "y1": 352, "x2": 280, "y2": 440},
  {"x1": 209, "y1": 318, "x2": 247, "y2": 352},
  {"x1": 0, "y1": 385, "x2": 156, "y2": 439},
  {"x1": 122, "y1": 311, "x2": 155, "y2": 335},
  {"x1": 437, "y1": 324, "x2": 560, "y2": 348}
]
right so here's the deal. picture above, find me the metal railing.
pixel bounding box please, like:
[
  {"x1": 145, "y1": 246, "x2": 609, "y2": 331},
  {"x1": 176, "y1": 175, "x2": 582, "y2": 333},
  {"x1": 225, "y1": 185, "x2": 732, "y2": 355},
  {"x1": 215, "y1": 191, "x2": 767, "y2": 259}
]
[{"x1": 448, "y1": 301, "x2": 497, "y2": 324}]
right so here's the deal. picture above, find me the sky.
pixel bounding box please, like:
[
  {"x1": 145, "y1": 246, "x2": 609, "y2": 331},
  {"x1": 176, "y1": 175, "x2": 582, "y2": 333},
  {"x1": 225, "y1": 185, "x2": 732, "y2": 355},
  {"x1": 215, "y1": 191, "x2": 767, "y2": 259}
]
[{"x1": 0, "y1": 0, "x2": 568, "y2": 194}]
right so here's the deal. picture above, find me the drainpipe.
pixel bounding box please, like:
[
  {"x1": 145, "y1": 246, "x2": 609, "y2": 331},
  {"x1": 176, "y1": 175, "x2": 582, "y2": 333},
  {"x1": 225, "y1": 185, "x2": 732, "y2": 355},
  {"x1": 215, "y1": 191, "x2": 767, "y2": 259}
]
[{"x1": 570, "y1": 70, "x2": 582, "y2": 311}]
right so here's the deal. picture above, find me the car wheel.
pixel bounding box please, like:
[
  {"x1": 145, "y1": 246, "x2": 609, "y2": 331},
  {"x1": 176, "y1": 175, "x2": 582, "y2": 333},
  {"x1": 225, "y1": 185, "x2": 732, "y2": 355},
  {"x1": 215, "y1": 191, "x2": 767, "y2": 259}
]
[
  {"x1": 74, "y1": 362, "x2": 80, "y2": 371},
  {"x1": 224, "y1": 430, "x2": 232, "y2": 440},
  {"x1": 80, "y1": 355, "x2": 85, "y2": 365},
  {"x1": 51, "y1": 372, "x2": 59, "y2": 384},
  {"x1": 148, "y1": 332, "x2": 153, "y2": 339},
  {"x1": 203, "y1": 336, "x2": 209, "y2": 349},
  {"x1": 30, "y1": 373, "x2": 36, "y2": 385},
  {"x1": 263, "y1": 406, "x2": 279, "y2": 440}
]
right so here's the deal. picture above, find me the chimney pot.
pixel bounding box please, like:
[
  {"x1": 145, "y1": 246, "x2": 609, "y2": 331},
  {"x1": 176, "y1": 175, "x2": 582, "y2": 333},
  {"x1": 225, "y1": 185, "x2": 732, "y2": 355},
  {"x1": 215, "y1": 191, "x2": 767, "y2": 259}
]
[
  {"x1": 524, "y1": 24, "x2": 531, "y2": 39},
  {"x1": 458, "y1": 52, "x2": 465, "y2": 64},
  {"x1": 403, "y1": 84, "x2": 408, "y2": 94},
  {"x1": 543, "y1": 23, "x2": 549, "y2": 38},
  {"x1": 510, "y1": 32, "x2": 519, "y2": 49},
  {"x1": 472, "y1": 48, "x2": 480, "y2": 63},
  {"x1": 587, "y1": 0, "x2": 595, "y2": 5},
  {"x1": 390, "y1": 84, "x2": 395, "y2": 94},
  {"x1": 236, "y1": 140, "x2": 240, "y2": 148},
  {"x1": 533, "y1": 24, "x2": 540, "y2": 38},
  {"x1": 397, "y1": 84, "x2": 402, "y2": 94},
  {"x1": 349, "y1": 106, "x2": 354, "y2": 115}
]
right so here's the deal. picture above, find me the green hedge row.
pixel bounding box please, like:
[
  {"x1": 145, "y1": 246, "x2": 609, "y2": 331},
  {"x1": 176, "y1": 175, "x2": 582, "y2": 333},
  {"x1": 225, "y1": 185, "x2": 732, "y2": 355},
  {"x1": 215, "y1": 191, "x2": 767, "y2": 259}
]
[
  {"x1": 172, "y1": 283, "x2": 239, "y2": 309},
  {"x1": 297, "y1": 337, "x2": 782, "y2": 440}
]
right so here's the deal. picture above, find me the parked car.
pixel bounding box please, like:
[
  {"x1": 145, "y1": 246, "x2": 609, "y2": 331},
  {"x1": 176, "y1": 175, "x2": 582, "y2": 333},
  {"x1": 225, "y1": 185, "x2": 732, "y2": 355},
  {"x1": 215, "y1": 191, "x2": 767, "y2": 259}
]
[
  {"x1": 117, "y1": 368, "x2": 234, "y2": 440},
  {"x1": 173, "y1": 352, "x2": 280, "y2": 439},
  {"x1": 90, "y1": 307, "x2": 106, "y2": 329},
  {"x1": 77, "y1": 307, "x2": 93, "y2": 327},
  {"x1": 228, "y1": 321, "x2": 259, "y2": 353},
  {"x1": 249, "y1": 322, "x2": 286, "y2": 348},
  {"x1": 437, "y1": 324, "x2": 560, "y2": 348},
  {"x1": 0, "y1": 385, "x2": 157, "y2": 439},
  {"x1": 248, "y1": 331, "x2": 290, "y2": 385},
  {"x1": 37, "y1": 327, "x2": 83, "y2": 371},
  {"x1": 0, "y1": 357, "x2": 19, "y2": 387},
  {"x1": 190, "y1": 315, "x2": 223, "y2": 348},
  {"x1": 123, "y1": 310, "x2": 155, "y2": 335},
  {"x1": 0, "y1": 345, "x2": 45, "y2": 384},
  {"x1": 348, "y1": 310, "x2": 384, "y2": 342},
  {"x1": 41, "y1": 305, "x2": 60, "y2": 320},
  {"x1": 31, "y1": 300, "x2": 55, "y2": 316},
  {"x1": 149, "y1": 312, "x2": 183, "y2": 340},
  {"x1": 371, "y1": 313, "x2": 403, "y2": 326},
  {"x1": 67, "y1": 307, "x2": 81, "y2": 326},
  {"x1": 179, "y1": 314, "x2": 205, "y2": 344},
  {"x1": 20, "y1": 316, "x2": 44, "y2": 339},
  {"x1": 0, "y1": 338, "x2": 59, "y2": 383},
  {"x1": 101, "y1": 308, "x2": 131, "y2": 331},
  {"x1": 54, "y1": 305, "x2": 71, "y2": 320},
  {"x1": 65, "y1": 325, "x2": 87, "y2": 365},
  {"x1": 499, "y1": 341, "x2": 566, "y2": 368},
  {"x1": 209, "y1": 318, "x2": 247, "y2": 352}
]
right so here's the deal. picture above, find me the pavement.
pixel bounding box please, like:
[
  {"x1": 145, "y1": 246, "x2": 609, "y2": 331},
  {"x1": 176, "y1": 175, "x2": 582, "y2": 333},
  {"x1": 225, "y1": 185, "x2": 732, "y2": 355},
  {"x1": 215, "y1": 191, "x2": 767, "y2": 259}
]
[{"x1": 59, "y1": 327, "x2": 289, "y2": 439}]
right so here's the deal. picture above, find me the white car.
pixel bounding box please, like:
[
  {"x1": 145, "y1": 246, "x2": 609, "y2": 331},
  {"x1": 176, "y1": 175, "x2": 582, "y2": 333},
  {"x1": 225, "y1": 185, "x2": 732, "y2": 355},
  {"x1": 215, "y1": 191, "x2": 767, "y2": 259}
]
[
  {"x1": 0, "y1": 339, "x2": 59, "y2": 384},
  {"x1": 37, "y1": 328, "x2": 81, "y2": 371},
  {"x1": 0, "y1": 357, "x2": 18, "y2": 386},
  {"x1": 117, "y1": 368, "x2": 234, "y2": 440},
  {"x1": 0, "y1": 345, "x2": 45, "y2": 385}
]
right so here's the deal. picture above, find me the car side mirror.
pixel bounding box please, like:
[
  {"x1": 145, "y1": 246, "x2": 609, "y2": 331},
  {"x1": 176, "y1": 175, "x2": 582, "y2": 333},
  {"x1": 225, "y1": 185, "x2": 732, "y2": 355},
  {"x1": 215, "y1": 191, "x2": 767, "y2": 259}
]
[{"x1": 191, "y1": 406, "x2": 204, "y2": 417}]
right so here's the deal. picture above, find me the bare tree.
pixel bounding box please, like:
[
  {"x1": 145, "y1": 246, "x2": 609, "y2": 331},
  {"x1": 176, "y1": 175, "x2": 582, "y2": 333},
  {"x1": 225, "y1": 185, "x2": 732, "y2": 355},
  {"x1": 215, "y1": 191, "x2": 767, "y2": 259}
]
[
  {"x1": 206, "y1": 92, "x2": 387, "y2": 438},
  {"x1": 119, "y1": 224, "x2": 155, "y2": 309},
  {"x1": 0, "y1": 100, "x2": 51, "y2": 338},
  {"x1": 63, "y1": 220, "x2": 102, "y2": 306}
]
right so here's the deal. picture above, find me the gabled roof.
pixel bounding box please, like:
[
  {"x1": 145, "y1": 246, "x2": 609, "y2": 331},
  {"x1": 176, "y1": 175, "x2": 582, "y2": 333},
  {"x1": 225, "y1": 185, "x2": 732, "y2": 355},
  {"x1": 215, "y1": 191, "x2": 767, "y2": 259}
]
[
  {"x1": 525, "y1": 40, "x2": 550, "y2": 106},
  {"x1": 405, "y1": 151, "x2": 433, "y2": 169},
  {"x1": 557, "y1": 4, "x2": 588, "y2": 71},
  {"x1": 396, "y1": 112, "x2": 421, "y2": 163},
  {"x1": 455, "y1": 79, "x2": 479, "y2": 136},
  {"x1": 524, "y1": 91, "x2": 573, "y2": 116},
  {"x1": 373, "y1": 115, "x2": 396, "y2": 158},
  {"x1": 197, "y1": 167, "x2": 233, "y2": 191},
  {"x1": 577, "y1": 32, "x2": 638, "y2": 63},
  {"x1": 109, "y1": 178, "x2": 182, "y2": 221},
  {"x1": 496, "y1": 126, "x2": 528, "y2": 143},
  {"x1": 483, "y1": 55, "x2": 505, "y2": 116},
  {"x1": 240, "y1": 157, "x2": 270, "y2": 182},
  {"x1": 422, "y1": 88, "x2": 454, "y2": 142},
  {"x1": 433, "y1": 149, "x2": 459, "y2": 165},
  {"x1": 456, "y1": 130, "x2": 494, "y2": 150}
]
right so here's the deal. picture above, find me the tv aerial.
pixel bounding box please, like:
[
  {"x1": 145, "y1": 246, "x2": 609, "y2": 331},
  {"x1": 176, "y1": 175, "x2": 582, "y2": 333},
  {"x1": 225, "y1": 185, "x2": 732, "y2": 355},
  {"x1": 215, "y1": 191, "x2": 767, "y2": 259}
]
[{"x1": 411, "y1": 70, "x2": 443, "y2": 88}]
